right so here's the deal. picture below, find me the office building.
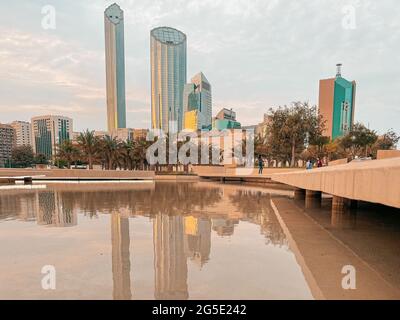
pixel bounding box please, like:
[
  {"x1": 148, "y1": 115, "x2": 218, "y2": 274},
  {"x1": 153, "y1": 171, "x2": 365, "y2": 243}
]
[
  {"x1": 105, "y1": 3, "x2": 126, "y2": 131},
  {"x1": 10, "y1": 121, "x2": 33, "y2": 147},
  {"x1": 31, "y1": 115, "x2": 73, "y2": 160},
  {"x1": 151, "y1": 27, "x2": 187, "y2": 132},
  {"x1": 0, "y1": 124, "x2": 15, "y2": 168},
  {"x1": 212, "y1": 108, "x2": 241, "y2": 130},
  {"x1": 318, "y1": 64, "x2": 356, "y2": 140},
  {"x1": 183, "y1": 72, "x2": 212, "y2": 131}
]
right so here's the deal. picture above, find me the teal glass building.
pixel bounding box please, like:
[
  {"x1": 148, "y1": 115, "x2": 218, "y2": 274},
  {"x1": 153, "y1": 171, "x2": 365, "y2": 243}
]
[{"x1": 319, "y1": 65, "x2": 356, "y2": 140}]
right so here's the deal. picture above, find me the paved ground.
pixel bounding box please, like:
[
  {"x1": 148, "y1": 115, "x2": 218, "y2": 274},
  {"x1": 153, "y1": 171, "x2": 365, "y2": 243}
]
[{"x1": 271, "y1": 197, "x2": 400, "y2": 300}]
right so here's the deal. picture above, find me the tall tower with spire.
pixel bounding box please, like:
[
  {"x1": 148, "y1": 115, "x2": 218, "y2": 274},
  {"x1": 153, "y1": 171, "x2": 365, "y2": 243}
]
[
  {"x1": 318, "y1": 64, "x2": 356, "y2": 139},
  {"x1": 104, "y1": 3, "x2": 126, "y2": 131}
]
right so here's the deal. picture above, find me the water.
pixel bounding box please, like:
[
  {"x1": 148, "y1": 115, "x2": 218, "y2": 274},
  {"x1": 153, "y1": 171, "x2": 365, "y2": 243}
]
[{"x1": 0, "y1": 181, "x2": 313, "y2": 300}]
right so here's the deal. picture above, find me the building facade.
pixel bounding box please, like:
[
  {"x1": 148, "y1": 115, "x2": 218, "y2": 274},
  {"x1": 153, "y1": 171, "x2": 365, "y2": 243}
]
[
  {"x1": 0, "y1": 124, "x2": 15, "y2": 168},
  {"x1": 31, "y1": 115, "x2": 73, "y2": 160},
  {"x1": 10, "y1": 121, "x2": 33, "y2": 147},
  {"x1": 151, "y1": 27, "x2": 187, "y2": 132},
  {"x1": 212, "y1": 108, "x2": 241, "y2": 130},
  {"x1": 318, "y1": 64, "x2": 356, "y2": 140},
  {"x1": 104, "y1": 3, "x2": 126, "y2": 131},
  {"x1": 183, "y1": 72, "x2": 212, "y2": 131}
]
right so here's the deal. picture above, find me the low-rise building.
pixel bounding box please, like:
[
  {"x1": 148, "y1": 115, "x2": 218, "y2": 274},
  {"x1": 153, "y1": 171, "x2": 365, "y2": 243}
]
[{"x1": 212, "y1": 108, "x2": 241, "y2": 130}]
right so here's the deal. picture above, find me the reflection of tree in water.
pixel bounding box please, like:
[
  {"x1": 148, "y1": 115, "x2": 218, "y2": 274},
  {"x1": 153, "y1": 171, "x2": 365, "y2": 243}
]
[
  {"x1": 229, "y1": 190, "x2": 287, "y2": 247},
  {"x1": 146, "y1": 183, "x2": 222, "y2": 216},
  {"x1": 52, "y1": 183, "x2": 223, "y2": 218}
]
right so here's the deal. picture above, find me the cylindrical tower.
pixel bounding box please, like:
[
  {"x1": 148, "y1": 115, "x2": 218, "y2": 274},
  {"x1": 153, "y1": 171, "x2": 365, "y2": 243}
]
[{"x1": 151, "y1": 27, "x2": 187, "y2": 132}]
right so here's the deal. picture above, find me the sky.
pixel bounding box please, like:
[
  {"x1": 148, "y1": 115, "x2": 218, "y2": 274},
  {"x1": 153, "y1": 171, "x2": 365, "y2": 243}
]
[{"x1": 0, "y1": 0, "x2": 399, "y2": 134}]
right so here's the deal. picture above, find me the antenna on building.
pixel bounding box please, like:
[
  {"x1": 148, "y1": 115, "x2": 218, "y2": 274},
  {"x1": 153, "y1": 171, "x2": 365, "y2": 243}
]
[{"x1": 336, "y1": 63, "x2": 343, "y2": 78}]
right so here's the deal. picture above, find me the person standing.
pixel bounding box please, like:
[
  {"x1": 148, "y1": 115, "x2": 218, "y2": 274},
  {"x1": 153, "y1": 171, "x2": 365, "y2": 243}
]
[
  {"x1": 258, "y1": 154, "x2": 264, "y2": 174},
  {"x1": 306, "y1": 160, "x2": 312, "y2": 170}
]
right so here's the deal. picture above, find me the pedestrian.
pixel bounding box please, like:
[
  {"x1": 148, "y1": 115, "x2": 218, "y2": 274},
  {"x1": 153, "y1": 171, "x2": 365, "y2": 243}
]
[
  {"x1": 258, "y1": 154, "x2": 264, "y2": 174},
  {"x1": 306, "y1": 159, "x2": 312, "y2": 170},
  {"x1": 317, "y1": 158, "x2": 323, "y2": 168}
]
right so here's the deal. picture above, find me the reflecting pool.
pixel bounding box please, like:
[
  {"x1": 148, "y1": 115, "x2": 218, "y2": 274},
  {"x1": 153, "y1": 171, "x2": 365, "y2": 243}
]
[{"x1": 0, "y1": 182, "x2": 312, "y2": 300}]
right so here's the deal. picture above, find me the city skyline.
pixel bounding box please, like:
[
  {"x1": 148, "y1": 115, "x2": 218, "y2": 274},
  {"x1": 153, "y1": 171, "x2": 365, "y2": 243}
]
[{"x1": 0, "y1": 1, "x2": 399, "y2": 134}]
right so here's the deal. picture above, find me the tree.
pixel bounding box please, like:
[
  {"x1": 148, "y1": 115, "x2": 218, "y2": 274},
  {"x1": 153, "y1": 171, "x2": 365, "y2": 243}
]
[
  {"x1": 371, "y1": 129, "x2": 399, "y2": 157},
  {"x1": 57, "y1": 140, "x2": 80, "y2": 169},
  {"x1": 98, "y1": 135, "x2": 119, "y2": 170},
  {"x1": 266, "y1": 102, "x2": 325, "y2": 167},
  {"x1": 11, "y1": 145, "x2": 34, "y2": 168},
  {"x1": 340, "y1": 123, "x2": 378, "y2": 158},
  {"x1": 77, "y1": 130, "x2": 98, "y2": 169},
  {"x1": 34, "y1": 153, "x2": 48, "y2": 165}
]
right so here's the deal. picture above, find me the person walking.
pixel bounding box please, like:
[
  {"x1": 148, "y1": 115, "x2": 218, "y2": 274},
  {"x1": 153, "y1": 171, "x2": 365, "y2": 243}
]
[
  {"x1": 306, "y1": 159, "x2": 312, "y2": 170},
  {"x1": 317, "y1": 158, "x2": 323, "y2": 168},
  {"x1": 258, "y1": 154, "x2": 264, "y2": 174}
]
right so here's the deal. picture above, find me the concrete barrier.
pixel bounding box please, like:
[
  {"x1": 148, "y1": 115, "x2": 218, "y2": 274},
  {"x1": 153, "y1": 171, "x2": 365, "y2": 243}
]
[
  {"x1": 0, "y1": 168, "x2": 154, "y2": 180},
  {"x1": 377, "y1": 150, "x2": 400, "y2": 160},
  {"x1": 328, "y1": 158, "x2": 348, "y2": 166},
  {"x1": 271, "y1": 157, "x2": 400, "y2": 209}
]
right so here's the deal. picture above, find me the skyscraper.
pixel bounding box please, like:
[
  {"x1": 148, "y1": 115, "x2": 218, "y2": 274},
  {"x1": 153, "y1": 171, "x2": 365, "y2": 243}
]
[
  {"x1": 0, "y1": 124, "x2": 15, "y2": 168},
  {"x1": 31, "y1": 115, "x2": 73, "y2": 160},
  {"x1": 151, "y1": 27, "x2": 187, "y2": 132},
  {"x1": 10, "y1": 121, "x2": 33, "y2": 147},
  {"x1": 318, "y1": 64, "x2": 356, "y2": 140},
  {"x1": 104, "y1": 3, "x2": 126, "y2": 131},
  {"x1": 183, "y1": 72, "x2": 212, "y2": 131}
]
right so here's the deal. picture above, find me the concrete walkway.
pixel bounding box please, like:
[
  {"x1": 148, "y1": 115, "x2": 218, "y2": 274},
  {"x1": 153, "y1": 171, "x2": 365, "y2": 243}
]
[
  {"x1": 271, "y1": 158, "x2": 400, "y2": 209},
  {"x1": 271, "y1": 197, "x2": 400, "y2": 300}
]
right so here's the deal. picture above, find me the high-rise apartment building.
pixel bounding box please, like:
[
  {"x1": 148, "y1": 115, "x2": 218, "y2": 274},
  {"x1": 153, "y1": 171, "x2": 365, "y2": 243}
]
[
  {"x1": 105, "y1": 3, "x2": 126, "y2": 131},
  {"x1": 0, "y1": 124, "x2": 15, "y2": 168},
  {"x1": 10, "y1": 121, "x2": 32, "y2": 147},
  {"x1": 318, "y1": 64, "x2": 356, "y2": 140},
  {"x1": 183, "y1": 72, "x2": 212, "y2": 131},
  {"x1": 151, "y1": 27, "x2": 187, "y2": 132},
  {"x1": 31, "y1": 115, "x2": 73, "y2": 160}
]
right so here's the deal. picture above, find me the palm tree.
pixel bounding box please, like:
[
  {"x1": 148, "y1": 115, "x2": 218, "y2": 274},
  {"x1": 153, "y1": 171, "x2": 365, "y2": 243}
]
[
  {"x1": 57, "y1": 140, "x2": 80, "y2": 169},
  {"x1": 133, "y1": 138, "x2": 150, "y2": 170},
  {"x1": 77, "y1": 130, "x2": 98, "y2": 169},
  {"x1": 119, "y1": 140, "x2": 135, "y2": 170},
  {"x1": 99, "y1": 135, "x2": 119, "y2": 170}
]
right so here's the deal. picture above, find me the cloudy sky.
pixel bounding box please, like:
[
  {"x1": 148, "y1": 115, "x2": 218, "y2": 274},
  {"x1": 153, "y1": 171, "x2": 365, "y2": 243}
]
[{"x1": 0, "y1": 0, "x2": 399, "y2": 133}]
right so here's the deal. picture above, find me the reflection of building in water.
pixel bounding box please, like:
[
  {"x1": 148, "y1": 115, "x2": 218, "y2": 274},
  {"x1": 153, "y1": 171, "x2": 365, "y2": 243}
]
[
  {"x1": 211, "y1": 218, "x2": 239, "y2": 237},
  {"x1": 184, "y1": 216, "x2": 211, "y2": 267},
  {"x1": 153, "y1": 214, "x2": 188, "y2": 300},
  {"x1": 18, "y1": 193, "x2": 37, "y2": 221},
  {"x1": 36, "y1": 191, "x2": 77, "y2": 227},
  {"x1": 0, "y1": 190, "x2": 37, "y2": 221},
  {"x1": 111, "y1": 213, "x2": 132, "y2": 300}
]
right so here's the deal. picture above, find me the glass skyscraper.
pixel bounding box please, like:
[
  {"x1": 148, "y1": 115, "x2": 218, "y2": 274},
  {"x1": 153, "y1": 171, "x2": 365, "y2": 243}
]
[
  {"x1": 104, "y1": 3, "x2": 126, "y2": 131},
  {"x1": 151, "y1": 27, "x2": 187, "y2": 132},
  {"x1": 183, "y1": 72, "x2": 212, "y2": 130}
]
